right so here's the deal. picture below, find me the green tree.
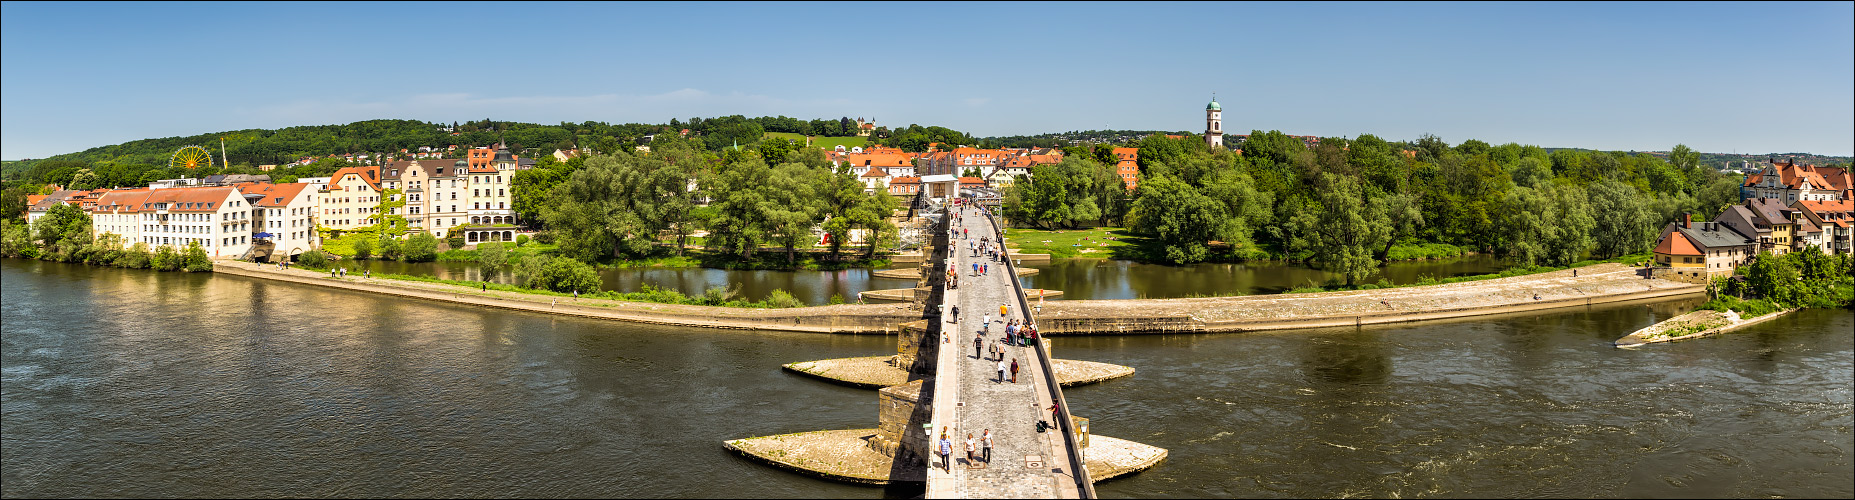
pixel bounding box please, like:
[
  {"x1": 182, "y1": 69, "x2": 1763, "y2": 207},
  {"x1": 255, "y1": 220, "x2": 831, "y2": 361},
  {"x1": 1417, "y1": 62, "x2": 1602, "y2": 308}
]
[
  {"x1": 478, "y1": 241, "x2": 508, "y2": 279},
  {"x1": 402, "y1": 232, "x2": 438, "y2": 262},
  {"x1": 151, "y1": 244, "x2": 182, "y2": 271},
  {"x1": 1587, "y1": 179, "x2": 1656, "y2": 259},
  {"x1": 351, "y1": 235, "x2": 374, "y2": 260},
  {"x1": 1128, "y1": 176, "x2": 1234, "y2": 264},
  {"x1": 33, "y1": 203, "x2": 91, "y2": 251},
  {"x1": 115, "y1": 242, "x2": 152, "y2": 269},
  {"x1": 1298, "y1": 174, "x2": 1394, "y2": 286},
  {"x1": 183, "y1": 241, "x2": 213, "y2": 272}
]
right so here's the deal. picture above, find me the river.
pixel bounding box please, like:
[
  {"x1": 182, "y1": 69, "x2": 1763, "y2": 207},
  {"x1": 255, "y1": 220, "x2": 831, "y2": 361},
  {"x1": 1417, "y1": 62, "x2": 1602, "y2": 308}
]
[
  {"x1": 3, "y1": 260, "x2": 1849, "y2": 498},
  {"x1": 339, "y1": 255, "x2": 1510, "y2": 304}
]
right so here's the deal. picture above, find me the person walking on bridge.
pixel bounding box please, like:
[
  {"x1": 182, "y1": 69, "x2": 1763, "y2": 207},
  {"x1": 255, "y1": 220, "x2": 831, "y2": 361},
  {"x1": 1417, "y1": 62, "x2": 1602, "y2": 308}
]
[
  {"x1": 965, "y1": 433, "x2": 976, "y2": 464},
  {"x1": 1010, "y1": 358, "x2": 1020, "y2": 383},
  {"x1": 938, "y1": 434, "x2": 953, "y2": 472},
  {"x1": 982, "y1": 429, "x2": 994, "y2": 463},
  {"x1": 996, "y1": 358, "x2": 1008, "y2": 384},
  {"x1": 975, "y1": 333, "x2": 985, "y2": 359}
]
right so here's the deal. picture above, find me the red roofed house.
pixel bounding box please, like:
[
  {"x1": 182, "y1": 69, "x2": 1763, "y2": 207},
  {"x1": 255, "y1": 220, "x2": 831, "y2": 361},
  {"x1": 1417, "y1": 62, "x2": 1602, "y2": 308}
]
[
  {"x1": 887, "y1": 176, "x2": 922, "y2": 196},
  {"x1": 1113, "y1": 147, "x2": 1139, "y2": 189},
  {"x1": 1744, "y1": 158, "x2": 1850, "y2": 203},
  {"x1": 241, "y1": 182, "x2": 320, "y2": 262},
  {"x1": 1792, "y1": 199, "x2": 1854, "y2": 255},
  {"x1": 959, "y1": 176, "x2": 988, "y2": 191},
  {"x1": 859, "y1": 167, "x2": 893, "y2": 194},
  {"x1": 1652, "y1": 213, "x2": 1756, "y2": 279},
  {"x1": 88, "y1": 186, "x2": 255, "y2": 258},
  {"x1": 320, "y1": 165, "x2": 382, "y2": 233}
]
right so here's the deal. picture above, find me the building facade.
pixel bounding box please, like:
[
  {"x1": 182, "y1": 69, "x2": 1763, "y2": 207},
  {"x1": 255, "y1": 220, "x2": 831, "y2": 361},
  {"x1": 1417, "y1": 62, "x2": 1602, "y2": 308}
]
[
  {"x1": 242, "y1": 182, "x2": 320, "y2": 262},
  {"x1": 1205, "y1": 97, "x2": 1223, "y2": 149}
]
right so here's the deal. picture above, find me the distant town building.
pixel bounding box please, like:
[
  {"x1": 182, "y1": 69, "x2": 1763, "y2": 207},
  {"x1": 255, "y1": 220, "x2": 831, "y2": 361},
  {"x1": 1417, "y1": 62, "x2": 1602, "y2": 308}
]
[
  {"x1": 1652, "y1": 213, "x2": 1755, "y2": 278},
  {"x1": 1113, "y1": 147, "x2": 1138, "y2": 190},
  {"x1": 1742, "y1": 157, "x2": 1852, "y2": 203}
]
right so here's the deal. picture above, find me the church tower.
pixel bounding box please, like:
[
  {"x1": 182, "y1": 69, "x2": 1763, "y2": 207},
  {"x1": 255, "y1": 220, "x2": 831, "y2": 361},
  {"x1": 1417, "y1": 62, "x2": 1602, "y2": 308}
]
[{"x1": 1205, "y1": 95, "x2": 1224, "y2": 149}]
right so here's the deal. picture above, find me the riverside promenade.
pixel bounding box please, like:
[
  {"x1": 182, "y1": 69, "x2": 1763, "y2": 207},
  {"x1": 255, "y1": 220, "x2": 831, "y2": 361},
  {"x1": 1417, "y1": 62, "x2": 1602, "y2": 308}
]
[{"x1": 927, "y1": 203, "x2": 1092, "y2": 498}]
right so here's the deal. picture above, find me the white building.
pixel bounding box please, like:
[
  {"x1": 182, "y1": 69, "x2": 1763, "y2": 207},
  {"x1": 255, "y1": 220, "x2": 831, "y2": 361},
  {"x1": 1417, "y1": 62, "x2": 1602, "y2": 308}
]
[
  {"x1": 242, "y1": 182, "x2": 321, "y2": 262},
  {"x1": 89, "y1": 186, "x2": 255, "y2": 258}
]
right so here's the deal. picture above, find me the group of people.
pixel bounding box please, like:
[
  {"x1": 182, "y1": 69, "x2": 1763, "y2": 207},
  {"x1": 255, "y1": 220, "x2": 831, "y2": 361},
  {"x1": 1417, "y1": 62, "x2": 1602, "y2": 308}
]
[
  {"x1": 937, "y1": 428, "x2": 995, "y2": 472},
  {"x1": 327, "y1": 267, "x2": 371, "y2": 279}
]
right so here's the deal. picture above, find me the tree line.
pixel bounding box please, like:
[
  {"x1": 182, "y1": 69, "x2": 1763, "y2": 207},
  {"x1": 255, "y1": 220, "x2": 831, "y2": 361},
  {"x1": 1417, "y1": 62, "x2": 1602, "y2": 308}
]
[
  {"x1": 1004, "y1": 131, "x2": 1757, "y2": 286},
  {"x1": 515, "y1": 134, "x2": 900, "y2": 266}
]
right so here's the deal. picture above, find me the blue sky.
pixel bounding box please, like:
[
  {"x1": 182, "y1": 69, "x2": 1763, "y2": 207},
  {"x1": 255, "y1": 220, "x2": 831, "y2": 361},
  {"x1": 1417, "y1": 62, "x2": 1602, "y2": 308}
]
[{"x1": 3, "y1": 1, "x2": 1851, "y2": 160}]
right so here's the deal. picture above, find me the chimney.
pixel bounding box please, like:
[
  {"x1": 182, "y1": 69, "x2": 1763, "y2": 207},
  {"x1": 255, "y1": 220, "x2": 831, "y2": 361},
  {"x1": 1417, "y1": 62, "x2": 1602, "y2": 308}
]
[{"x1": 1684, "y1": 212, "x2": 1692, "y2": 229}]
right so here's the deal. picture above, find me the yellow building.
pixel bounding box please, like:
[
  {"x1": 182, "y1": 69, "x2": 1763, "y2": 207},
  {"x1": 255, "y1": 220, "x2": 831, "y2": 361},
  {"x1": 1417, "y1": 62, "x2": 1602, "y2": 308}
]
[{"x1": 319, "y1": 166, "x2": 382, "y2": 233}]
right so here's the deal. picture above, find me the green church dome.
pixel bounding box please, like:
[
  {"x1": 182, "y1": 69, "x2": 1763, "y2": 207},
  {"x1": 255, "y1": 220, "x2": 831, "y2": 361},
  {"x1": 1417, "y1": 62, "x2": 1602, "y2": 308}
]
[{"x1": 1206, "y1": 99, "x2": 1221, "y2": 111}]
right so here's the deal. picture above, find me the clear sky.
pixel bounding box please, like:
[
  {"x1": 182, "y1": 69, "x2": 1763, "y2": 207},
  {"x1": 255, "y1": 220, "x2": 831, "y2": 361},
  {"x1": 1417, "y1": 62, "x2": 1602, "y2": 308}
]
[{"x1": 3, "y1": 1, "x2": 1851, "y2": 160}]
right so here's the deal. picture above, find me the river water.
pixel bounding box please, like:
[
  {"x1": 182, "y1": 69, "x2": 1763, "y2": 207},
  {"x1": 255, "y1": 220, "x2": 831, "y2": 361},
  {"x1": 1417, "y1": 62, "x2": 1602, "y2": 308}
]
[
  {"x1": 4, "y1": 260, "x2": 1850, "y2": 498},
  {"x1": 341, "y1": 255, "x2": 1509, "y2": 304}
]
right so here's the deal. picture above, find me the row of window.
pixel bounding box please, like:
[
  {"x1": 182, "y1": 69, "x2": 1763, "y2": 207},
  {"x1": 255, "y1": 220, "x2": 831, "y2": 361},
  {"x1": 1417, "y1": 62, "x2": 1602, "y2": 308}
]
[
  {"x1": 139, "y1": 235, "x2": 246, "y2": 247},
  {"x1": 145, "y1": 223, "x2": 247, "y2": 234}
]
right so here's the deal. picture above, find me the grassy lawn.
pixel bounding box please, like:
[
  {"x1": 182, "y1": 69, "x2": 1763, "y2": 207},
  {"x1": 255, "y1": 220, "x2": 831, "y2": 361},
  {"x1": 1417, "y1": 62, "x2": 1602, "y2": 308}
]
[
  {"x1": 764, "y1": 132, "x2": 867, "y2": 151},
  {"x1": 1001, "y1": 226, "x2": 1151, "y2": 259}
]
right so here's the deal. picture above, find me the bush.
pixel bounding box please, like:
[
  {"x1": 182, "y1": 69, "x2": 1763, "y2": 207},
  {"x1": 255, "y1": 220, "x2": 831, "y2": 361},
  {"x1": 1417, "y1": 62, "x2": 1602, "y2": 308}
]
[
  {"x1": 403, "y1": 232, "x2": 438, "y2": 262},
  {"x1": 478, "y1": 242, "x2": 508, "y2": 279},
  {"x1": 532, "y1": 231, "x2": 555, "y2": 244},
  {"x1": 697, "y1": 284, "x2": 742, "y2": 306},
  {"x1": 447, "y1": 236, "x2": 466, "y2": 250},
  {"x1": 764, "y1": 289, "x2": 805, "y2": 308},
  {"x1": 295, "y1": 249, "x2": 331, "y2": 269},
  {"x1": 828, "y1": 293, "x2": 845, "y2": 305},
  {"x1": 182, "y1": 241, "x2": 213, "y2": 272},
  {"x1": 151, "y1": 244, "x2": 182, "y2": 271},
  {"x1": 378, "y1": 236, "x2": 403, "y2": 261},
  {"x1": 515, "y1": 234, "x2": 530, "y2": 247},
  {"x1": 352, "y1": 236, "x2": 374, "y2": 260},
  {"x1": 529, "y1": 256, "x2": 602, "y2": 294},
  {"x1": 114, "y1": 242, "x2": 152, "y2": 269}
]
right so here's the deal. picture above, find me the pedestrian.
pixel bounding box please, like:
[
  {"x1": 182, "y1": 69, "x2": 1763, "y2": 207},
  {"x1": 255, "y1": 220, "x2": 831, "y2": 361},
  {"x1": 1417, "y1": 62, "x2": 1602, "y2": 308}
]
[
  {"x1": 975, "y1": 334, "x2": 984, "y2": 359},
  {"x1": 965, "y1": 433, "x2": 976, "y2": 463},
  {"x1": 982, "y1": 313, "x2": 990, "y2": 327},
  {"x1": 573, "y1": 290, "x2": 579, "y2": 300},
  {"x1": 938, "y1": 434, "x2": 953, "y2": 472},
  {"x1": 1000, "y1": 303, "x2": 1008, "y2": 318},
  {"x1": 997, "y1": 358, "x2": 1008, "y2": 383},
  {"x1": 1010, "y1": 358, "x2": 1019, "y2": 383},
  {"x1": 952, "y1": 305, "x2": 960, "y2": 322},
  {"x1": 364, "y1": 269, "x2": 370, "y2": 278},
  {"x1": 982, "y1": 429, "x2": 994, "y2": 463}
]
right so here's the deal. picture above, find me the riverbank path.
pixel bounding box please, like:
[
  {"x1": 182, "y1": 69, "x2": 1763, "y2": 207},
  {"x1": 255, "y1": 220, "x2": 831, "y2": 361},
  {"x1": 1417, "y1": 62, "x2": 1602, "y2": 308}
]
[{"x1": 926, "y1": 202, "x2": 1091, "y2": 498}]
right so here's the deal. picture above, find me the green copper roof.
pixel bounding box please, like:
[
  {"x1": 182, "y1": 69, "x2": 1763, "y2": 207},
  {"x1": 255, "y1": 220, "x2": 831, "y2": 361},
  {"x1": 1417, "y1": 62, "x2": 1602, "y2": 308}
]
[{"x1": 1206, "y1": 99, "x2": 1221, "y2": 111}]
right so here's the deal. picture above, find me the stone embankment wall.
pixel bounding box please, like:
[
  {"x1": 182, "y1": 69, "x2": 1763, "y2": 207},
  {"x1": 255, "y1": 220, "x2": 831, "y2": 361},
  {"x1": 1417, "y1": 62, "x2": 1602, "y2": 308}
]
[
  {"x1": 1033, "y1": 264, "x2": 1703, "y2": 335},
  {"x1": 213, "y1": 262, "x2": 919, "y2": 334}
]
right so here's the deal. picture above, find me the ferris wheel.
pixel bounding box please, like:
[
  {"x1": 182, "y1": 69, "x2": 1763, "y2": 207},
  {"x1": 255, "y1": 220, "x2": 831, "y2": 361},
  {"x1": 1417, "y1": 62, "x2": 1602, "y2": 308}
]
[{"x1": 170, "y1": 145, "x2": 213, "y2": 169}]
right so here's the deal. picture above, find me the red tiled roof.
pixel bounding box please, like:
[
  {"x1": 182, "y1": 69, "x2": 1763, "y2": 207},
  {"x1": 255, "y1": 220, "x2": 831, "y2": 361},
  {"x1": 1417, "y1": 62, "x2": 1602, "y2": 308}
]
[
  {"x1": 242, "y1": 182, "x2": 312, "y2": 207},
  {"x1": 1654, "y1": 231, "x2": 1702, "y2": 256},
  {"x1": 328, "y1": 166, "x2": 381, "y2": 192},
  {"x1": 92, "y1": 186, "x2": 236, "y2": 213}
]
